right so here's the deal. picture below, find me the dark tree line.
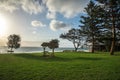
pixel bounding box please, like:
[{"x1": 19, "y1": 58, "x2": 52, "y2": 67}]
[
  {"x1": 95, "y1": 0, "x2": 120, "y2": 55},
  {"x1": 81, "y1": 0, "x2": 120, "y2": 55},
  {"x1": 60, "y1": 0, "x2": 120, "y2": 55}
]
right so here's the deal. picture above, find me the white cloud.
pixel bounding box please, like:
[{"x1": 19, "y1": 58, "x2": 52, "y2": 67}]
[
  {"x1": 0, "y1": 0, "x2": 19, "y2": 12},
  {"x1": 31, "y1": 20, "x2": 46, "y2": 27},
  {"x1": 45, "y1": 0, "x2": 89, "y2": 18},
  {"x1": 50, "y1": 19, "x2": 71, "y2": 31},
  {"x1": 0, "y1": 0, "x2": 88, "y2": 18},
  {"x1": 46, "y1": 11, "x2": 56, "y2": 19},
  {"x1": 0, "y1": 0, "x2": 44, "y2": 14},
  {"x1": 21, "y1": 0, "x2": 44, "y2": 14}
]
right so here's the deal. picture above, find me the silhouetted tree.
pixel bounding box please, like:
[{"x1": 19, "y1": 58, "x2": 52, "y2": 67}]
[
  {"x1": 96, "y1": 0, "x2": 120, "y2": 55},
  {"x1": 60, "y1": 28, "x2": 82, "y2": 52},
  {"x1": 7, "y1": 34, "x2": 21, "y2": 53},
  {"x1": 41, "y1": 42, "x2": 49, "y2": 56},
  {"x1": 48, "y1": 39, "x2": 59, "y2": 56},
  {"x1": 80, "y1": 1, "x2": 103, "y2": 53}
]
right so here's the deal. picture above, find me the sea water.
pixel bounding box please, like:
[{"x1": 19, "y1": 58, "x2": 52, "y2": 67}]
[{"x1": 0, "y1": 46, "x2": 89, "y2": 53}]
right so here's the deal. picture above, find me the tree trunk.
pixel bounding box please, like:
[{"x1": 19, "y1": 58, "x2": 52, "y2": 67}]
[
  {"x1": 110, "y1": 24, "x2": 115, "y2": 55},
  {"x1": 110, "y1": 8, "x2": 116, "y2": 55},
  {"x1": 51, "y1": 48, "x2": 54, "y2": 57},
  {"x1": 43, "y1": 47, "x2": 45, "y2": 56},
  {"x1": 73, "y1": 42, "x2": 78, "y2": 52},
  {"x1": 91, "y1": 37, "x2": 94, "y2": 53},
  {"x1": 75, "y1": 48, "x2": 78, "y2": 52},
  {"x1": 10, "y1": 48, "x2": 13, "y2": 54},
  {"x1": 110, "y1": 28, "x2": 115, "y2": 55}
]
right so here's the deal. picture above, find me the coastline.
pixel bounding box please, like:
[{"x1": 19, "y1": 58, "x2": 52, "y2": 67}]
[{"x1": 0, "y1": 46, "x2": 89, "y2": 54}]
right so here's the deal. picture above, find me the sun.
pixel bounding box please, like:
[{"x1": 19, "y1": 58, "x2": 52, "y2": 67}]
[{"x1": 0, "y1": 14, "x2": 7, "y2": 36}]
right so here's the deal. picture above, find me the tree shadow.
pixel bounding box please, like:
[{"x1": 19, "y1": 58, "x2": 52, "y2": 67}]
[
  {"x1": 13, "y1": 54, "x2": 72, "y2": 62},
  {"x1": 13, "y1": 54, "x2": 103, "y2": 62},
  {"x1": 75, "y1": 57, "x2": 102, "y2": 60},
  {"x1": 114, "y1": 52, "x2": 120, "y2": 56}
]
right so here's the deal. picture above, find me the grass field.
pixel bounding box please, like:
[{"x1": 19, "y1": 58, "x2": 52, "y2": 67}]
[{"x1": 0, "y1": 52, "x2": 120, "y2": 80}]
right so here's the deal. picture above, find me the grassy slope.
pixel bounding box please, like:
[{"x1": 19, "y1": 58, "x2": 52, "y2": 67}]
[{"x1": 0, "y1": 52, "x2": 120, "y2": 80}]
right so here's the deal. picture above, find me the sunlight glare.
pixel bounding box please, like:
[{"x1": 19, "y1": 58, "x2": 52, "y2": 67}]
[{"x1": 0, "y1": 14, "x2": 7, "y2": 36}]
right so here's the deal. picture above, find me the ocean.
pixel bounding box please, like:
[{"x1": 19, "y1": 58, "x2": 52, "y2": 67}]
[{"x1": 0, "y1": 46, "x2": 89, "y2": 53}]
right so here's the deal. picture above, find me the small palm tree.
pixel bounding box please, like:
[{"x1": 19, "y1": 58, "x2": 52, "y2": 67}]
[
  {"x1": 41, "y1": 42, "x2": 49, "y2": 56},
  {"x1": 7, "y1": 34, "x2": 21, "y2": 53}
]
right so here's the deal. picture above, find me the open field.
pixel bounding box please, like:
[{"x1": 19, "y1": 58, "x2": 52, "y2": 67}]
[{"x1": 0, "y1": 52, "x2": 120, "y2": 80}]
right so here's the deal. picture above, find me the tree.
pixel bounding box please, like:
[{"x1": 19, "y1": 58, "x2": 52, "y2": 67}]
[
  {"x1": 98, "y1": 30, "x2": 112, "y2": 51},
  {"x1": 41, "y1": 42, "x2": 49, "y2": 56},
  {"x1": 96, "y1": 0, "x2": 120, "y2": 55},
  {"x1": 99, "y1": 29, "x2": 120, "y2": 52},
  {"x1": 60, "y1": 28, "x2": 82, "y2": 52},
  {"x1": 7, "y1": 34, "x2": 21, "y2": 53},
  {"x1": 80, "y1": 1, "x2": 103, "y2": 53},
  {"x1": 48, "y1": 39, "x2": 59, "y2": 56}
]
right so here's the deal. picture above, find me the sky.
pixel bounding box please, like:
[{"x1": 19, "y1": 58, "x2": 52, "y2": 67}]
[{"x1": 0, "y1": 0, "x2": 89, "y2": 47}]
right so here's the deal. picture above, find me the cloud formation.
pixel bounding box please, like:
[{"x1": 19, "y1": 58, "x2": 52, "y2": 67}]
[
  {"x1": 21, "y1": 0, "x2": 44, "y2": 14},
  {"x1": 0, "y1": 0, "x2": 19, "y2": 12},
  {"x1": 0, "y1": 0, "x2": 44, "y2": 14},
  {"x1": 31, "y1": 20, "x2": 46, "y2": 27},
  {"x1": 46, "y1": 11, "x2": 56, "y2": 19},
  {"x1": 50, "y1": 20, "x2": 71, "y2": 31},
  {"x1": 0, "y1": 0, "x2": 89, "y2": 18},
  {"x1": 45, "y1": 0, "x2": 89, "y2": 18}
]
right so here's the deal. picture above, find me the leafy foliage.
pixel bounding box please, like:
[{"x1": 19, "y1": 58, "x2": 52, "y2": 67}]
[
  {"x1": 48, "y1": 39, "x2": 59, "y2": 56},
  {"x1": 7, "y1": 34, "x2": 21, "y2": 52},
  {"x1": 41, "y1": 42, "x2": 49, "y2": 56},
  {"x1": 60, "y1": 28, "x2": 83, "y2": 51},
  {"x1": 80, "y1": 1, "x2": 104, "y2": 53},
  {"x1": 96, "y1": 0, "x2": 120, "y2": 55}
]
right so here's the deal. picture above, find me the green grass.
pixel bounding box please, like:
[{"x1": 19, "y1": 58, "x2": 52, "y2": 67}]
[{"x1": 0, "y1": 52, "x2": 120, "y2": 80}]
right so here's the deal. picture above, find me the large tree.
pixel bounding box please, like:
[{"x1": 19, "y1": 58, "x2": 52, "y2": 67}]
[
  {"x1": 80, "y1": 1, "x2": 103, "y2": 53},
  {"x1": 98, "y1": 30, "x2": 112, "y2": 51},
  {"x1": 7, "y1": 34, "x2": 21, "y2": 53},
  {"x1": 96, "y1": 0, "x2": 120, "y2": 55},
  {"x1": 41, "y1": 42, "x2": 49, "y2": 56},
  {"x1": 60, "y1": 28, "x2": 82, "y2": 52},
  {"x1": 48, "y1": 39, "x2": 59, "y2": 56}
]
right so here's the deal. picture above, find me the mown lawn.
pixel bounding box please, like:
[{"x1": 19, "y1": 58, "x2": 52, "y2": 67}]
[{"x1": 0, "y1": 52, "x2": 120, "y2": 80}]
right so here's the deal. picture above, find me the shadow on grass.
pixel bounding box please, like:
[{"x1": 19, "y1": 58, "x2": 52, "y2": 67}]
[
  {"x1": 75, "y1": 57, "x2": 102, "y2": 60},
  {"x1": 13, "y1": 54, "x2": 71, "y2": 62},
  {"x1": 13, "y1": 54, "x2": 103, "y2": 62},
  {"x1": 114, "y1": 52, "x2": 120, "y2": 56}
]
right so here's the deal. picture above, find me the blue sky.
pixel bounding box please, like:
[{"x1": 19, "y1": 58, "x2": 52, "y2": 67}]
[{"x1": 0, "y1": 0, "x2": 89, "y2": 47}]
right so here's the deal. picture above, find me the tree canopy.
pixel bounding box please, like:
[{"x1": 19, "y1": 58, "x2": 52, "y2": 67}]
[
  {"x1": 48, "y1": 39, "x2": 59, "y2": 56},
  {"x1": 95, "y1": 0, "x2": 120, "y2": 55},
  {"x1": 7, "y1": 34, "x2": 21, "y2": 53},
  {"x1": 41, "y1": 42, "x2": 49, "y2": 56},
  {"x1": 80, "y1": 1, "x2": 104, "y2": 53},
  {"x1": 60, "y1": 28, "x2": 83, "y2": 52}
]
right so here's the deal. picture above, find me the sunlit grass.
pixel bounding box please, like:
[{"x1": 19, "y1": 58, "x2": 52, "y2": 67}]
[{"x1": 0, "y1": 52, "x2": 120, "y2": 80}]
